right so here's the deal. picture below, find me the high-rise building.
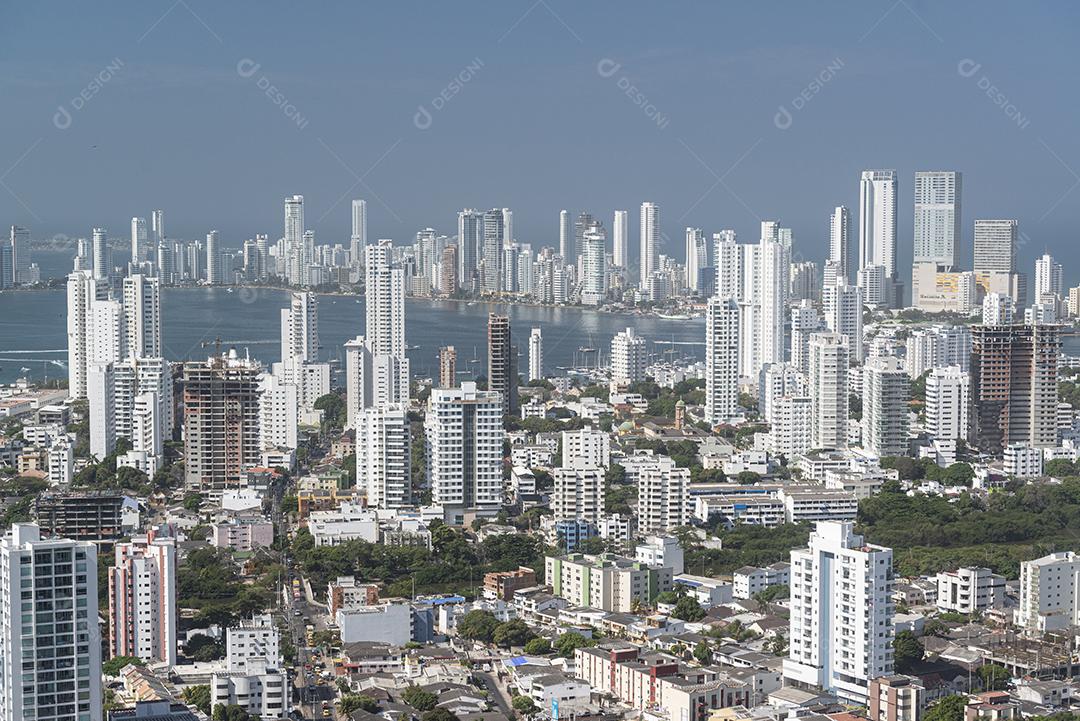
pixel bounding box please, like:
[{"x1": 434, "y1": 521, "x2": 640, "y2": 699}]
[
  {"x1": 67, "y1": 269, "x2": 106, "y2": 399},
  {"x1": 528, "y1": 328, "x2": 543, "y2": 382},
  {"x1": 771, "y1": 395, "x2": 813, "y2": 460},
  {"x1": 790, "y1": 301, "x2": 823, "y2": 376},
  {"x1": 559, "y1": 210, "x2": 573, "y2": 265},
  {"x1": 1035, "y1": 253, "x2": 1063, "y2": 300},
  {"x1": 784, "y1": 521, "x2": 894, "y2": 705},
  {"x1": 0, "y1": 523, "x2": 102, "y2": 721},
  {"x1": 637, "y1": 456, "x2": 691, "y2": 533},
  {"x1": 970, "y1": 324, "x2": 1060, "y2": 454},
  {"x1": 205, "y1": 230, "x2": 221, "y2": 285},
  {"x1": 639, "y1": 201, "x2": 659, "y2": 288},
  {"x1": 926, "y1": 365, "x2": 970, "y2": 444},
  {"x1": 88, "y1": 362, "x2": 116, "y2": 459},
  {"x1": 439, "y1": 345, "x2": 457, "y2": 388},
  {"x1": 365, "y1": 240, "x2": 409, "y2": 400},
  {"x1": 122, "y1": 274, "x2": 162, "y2": 359},
  {"x1": 487, "y1": 314, "x2": 517, "y2": 416},
  {"x1": 439, "y1": 245, "x2": 459, "y2": 295},
  {"x1": 1016, "y1": 552, "x2": 1080, "y2": 631},
  {"x1": 611, "y1": 327, "x2": 648, "y2": 385},
  {"x1": 809, "y1": 333, "x2": 849, "y2": 450},
  {"x1": 685, "y1": 227, "x2": 708, "y2": 293},
  {"x1": 580, "y1": 222, "x2": 607, "y2": 305},
  {"x1": 350, "y1": 199, "x2": 367, "y2": 265},
  {"x1": 425, "y1": 382, "x2": 504, "y2": 525},
  {"x1": 502, "y1": 207, "x2": 513, "y2": 247},
  {"x1": 8, "y1": 225, "x2": 30, "y2": 285},
  {"x1": 130, "y1": 217, "x2": 147, "y2": 265},
  {"x1": 859, "y1": 170, "x2": 898, "y2": 302},
  {"x1": 983, "y1": 292, "x2": 1015, "y2": 325},
  {"x1": 904, "y1": 325, "x2": 971, "y2": 379},
  {"x1": 757, "y1": 230, "x2": 789, "y2": 373},
  {"x1": 862, "y1": 357, "x2": 909, "y2": 456},
  {"x1": 973, "y1": 219, "x2": 1018, "y2": 274},
  {"x1": 713, "y1": 230, "x2": 739, "y2": 300},
  {"x1": 760, "y1": 363, "x2": 806, "y2": 423},
  {"x1": 109, "y1": 532, "x2": 177, "y2": 667},
  {"x1": 284, "y1": 194, "x2": 305, "y2": 285},
  {"x1": 829, "y1": 206, "x2": 850, "y2": 283},
  {"x1": 552, "y1": 460, "x2": 604, "y2": 524},
  {"x1": 356, "y1": 403, "x2": 411, "y2": 509},
  {"x1": 822, "y1": 282, "x2": 864, "y2": 362},
  {"x1": 458, "y1": 209, "x2": 483, "y2": 288},
  {"x1": 913, "y1": 171, "x2": 962, "y2": 269},
  {"x1": 343, "y1": 337, "x2": 405, "y2": 427},
  {"x1": 481, "y1": 209, "x2": 504, "y2": 294},
  {"x1": 613, "y1": 210, "x2": 628, "y2": 269},
  {"x1": 151, "y1": 209, "x2": 165, "y2": 244},
  {"x1": 93, "y1": 227, "x2": 109, "y2": 281},
  {"x1": 182, "y1": 352, "x2": 264, "y2": 491},
  {"x1": 280, "y1": 291, "x2": 318, "y2": 363},
  {"x1": 705, "y1": 296, "x2": 740, "y2": 426}
]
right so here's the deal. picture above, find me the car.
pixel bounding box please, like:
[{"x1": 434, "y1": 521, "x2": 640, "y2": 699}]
[{"x1": 294, "y1": 609, "x2": 303, "y2": 617}]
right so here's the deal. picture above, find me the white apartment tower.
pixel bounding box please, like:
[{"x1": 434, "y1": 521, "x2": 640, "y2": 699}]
[
  {"x1": 861, "y1": 357, "x2": 910, "y2": 457},
  {"x1": 131, "y1": 216, "x2": 147, "y2": 264},
  {"x1": 613, "y1": 210, "x2": 628, "y2": 268},
  {"x1": 913, "y1": 171, "x2": 962, "y2": 269},
  {"x1": 758, "y1": 229, "x2": 789, "y2": 374},
  {"x1": 1016, "y1": 552, "x2": 1080, "y2": 631},
  {"x1": 685, "y1": 227, "x2": 708, "y2": 293},
  {"x1": 973, "y1": 219, "x2": 1018, "y2": 274},
  {"x1": 559, "y1": 209, "x2": 573, "y2": 265},
  {"x1": 552, "y1": 460, "x2": 605, "y2": 525},
  {"x1": 365, "y1": 239, "x2": 409, "y2": 400},
  {"x1": 284, "y1": 194, "x2": 305, "y2": 285},
  {"x1": 581, "y1": 224, "x2": 607, "y2": 305},
  {"x1": 705, "y1": 296, "x2": 740, "y2": 426},
  {"x1": 822, "y1": 282, "x2": 864, "y2": 362},
  {"x1": 0, "y1": 524, "x2": 102, "y2": 721},
  {"x1": 92, "y1": 227, "x2": 109, "y2": 281},
  {"x1": 809, "y1": 333, "x2": 849, "y2": 450},
  {"x1": 350, "y1": 199, "x2": 367, "y2": 264},
  {"x1": 122, "y1": 274, "x2": 162, "y2": 359},
  {"x1": 281, "y1": 291, "x2": 319, "y2": 363},
  {"x1": 637, "y1": 456, "x2": 691, "y2": 533},
  {"x1": 425, "y1": 382, "x2": 504, "y2": 525},
  {"x1": 713, "y1": 230, "x2": 739, "y2": 300},
  {"x1": 562, "y1": 427, "x2": 611, "y2": 468},
  {"x1": 639, "y1": 201, "x2": 659, "y2": 288},
  {"x1": 66, "y1": 270, "x2": 105, "y2": 398},
  {"x1": 784, "y1": 521, "x2": 894, "y2": 705},
  {"x1": 611, "y1": 327, "x2": 648, "y2": 385},
  {"x1": 829, "y1": 206, "x2": 851, "y2": 283},
  {"x1": 108, "y1": 533, "x2": 178, "y2": 667},
  {"x1": 356, "y1": 403, "x2": 411, "y2": 509},
  {"x1": 925, "y1": 366, "x2": 970, "y2": 444},
  {"x1": 528, "y1": 328, "x2": 543, "y2": 382},
  {"x1": 859, "y1": 170, "x2": 898, "y2": 304},
  {"x1": 1035, "y1": 253, "x2": 1063, "y2": 300}
]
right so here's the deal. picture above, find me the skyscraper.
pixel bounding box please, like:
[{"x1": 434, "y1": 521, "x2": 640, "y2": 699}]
[
  {"x1": 580, "y1": 221, "x2": 607, "y2": 305},
  {"x1": 120, "y1": 273, "x2": 162, "y2": 360},
  {"x1": 205, "y1": 230, "x2": 221, "y2": 285},
  {"x1": 280, "y1": 291, "x2": 319, "y2": 363},
  {"x1": 425, "y1": 382, "x2": 504, "y2": 525},
  {"x1": 67, "y1": 269, "x2": 105, "y2": 398},
  {"x1": 457, "y1": 209, "x2": 483, "y2": 288},
  {"x1": 757, "y1": 229, "x2": 789, "y2": 374},
  {"x1": 130, "y1": 217, "x2": 147, "y2": 264},
  {"x1": 913, "y1": 171, "x2": 962, "y2": 269},
  {"x1": 822, "y1": 282, "x2": 864, "y2": 362},
  {"x1": 559, "y1": 209, "x2": 573, "y2": 265},
  {"x1": 611, "y1": 327, "x2": 648, "y2": 385},
  {"x1": 481, "y1": 209, "x2": 504, "y2": 294},
  {"x1": 284, "y1": 194, "x2": 305, "y2": 285},
  {"x1": 528, "y1": 328, "x2": 543, "y2": 382},
  {"x1": 9, "y1": 225, "x2": 30, "y2": 285},
  {"x1": 859, "y1": 170, "x2": 897, "y2": 301},
  {"x1": 784, "y1": 521, "x2": 894, "y2": 705},
  {"x1": 364, "y1": 239, "x2": 409, "y2": 400},
  {"x1": 704, "y1": 296, "x2": 740, "y2": 425},
  {"x1": 351, "y1": 199, "x2": 367, "y2": 265},
  {"x1": 970, "y1": 324, "x2": 1060, "y2": 454},
  {"x1": 487, "y1": 314, "x2": 517, "y2": 416},
  {"x1": 93, "y1": 227, "x2": 109, "y2": 281},
  {"x1": 973, "y1": 219, "x2": 1018, "y2": 274},
  {"x1": 108, "y1": 532, "x2": 178, "y2": 666},
  {"x1": 809, "y1": 332, "x2": 849, "y2": 450},
  {"x1": 685, "y1": 227, "x2": 707, "y2": 293},
  {"x1": 613, "y1": 210, "x2": 628, "y2": 269},
  {"x1": 713, "y1": 230, "x2": 739, "y2": 300},
  {"x1": 502, "y1": 207, "x2": 513, "y2": 247},
  {"x1": 862, "y1": 357, "x2": 910, "y2": 456},
  {"x1": 439, "y1": 345, "x2": 457, "y2": 388},
  {"x1": 1034, "y1": 253, "x2": 1063, "y2": 300},
  {"x1": 0, "y1": 523, "x2": 102, "y2": 721},
  {"x1": 151, "y1": 209, "x2": 165, "y2": 244},
  {"x1": 356, "y1": 403, "x2": 411, "y2": 509},
  {"x1": 639, "y1": 201, "x2": 659, "y2": 287},
  {"x1": 828, "y1": 206, "x2": 850, "y2": 283}
]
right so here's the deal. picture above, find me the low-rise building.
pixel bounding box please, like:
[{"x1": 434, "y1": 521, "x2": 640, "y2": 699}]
[
  {"x1": 777, "y1": 486, "x2": 858, "y2": 524},
  {"x1": 546, "y1": 553, "x2": 673, "y2": 612},
  {"x1": 732, "y1": 563, "x2": 790, "y2": 599},
  {"x1": 483, "y1": 566, "x2": 538, "y2": 602},
  {"x1": 211, "y1": 517, "x2": 274, "y2": 552},
  {"x1": 869, "y1": 675, "x2": 924, "y2": 721},
  {"x1": 936, "y1": 567, "x2": 1005, "y2": 615}
]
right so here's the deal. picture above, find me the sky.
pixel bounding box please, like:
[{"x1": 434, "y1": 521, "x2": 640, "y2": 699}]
[{"x1": 2, "y1": 1, "x2": 1079, "y2": 281}]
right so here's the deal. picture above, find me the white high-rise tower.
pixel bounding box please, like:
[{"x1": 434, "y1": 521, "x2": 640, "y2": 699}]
[
  {"x1": 122, "y1": 274, "x2": 162, "y2": 359},
  {"x1": 705, "y1": 296, "x2": 740, "y2": 425},
  {"x1": 829, "y1": 206, "x2": 850, "y2": 283},
  {"x1": 351, "y1": 199, "x2": 367, "y2": 265},
  {"x1": 365, "y1": 240, "x2": 409, "y2": 400},
  {"x1": 613, "y1": 210, "x2": 628, "y2": 269},
  {"x1": 131, "y1": 217, "x2": 147, "y2": 264},
  {"x1": 685, "y1": 227, "x2": 707, "y2": 293},
  {"x1": 528, "y1": 328, "x2": 543, "y2": 382},
  {"x1": 809, "y1": 332, "x2": 849, "y2": 450},
  {"x1": 914, "y1": 171, "x2": 962, "y2": 269},
  {"x1": 639, "y1": 201, "x2": 659, "y2": 288},
  {"x1": 92, "y1": 227, "x2": 109, "y2": 281},
  {"x1": 859, "y1": 170, "x2": 897, "y2": 302},
  {"x1": 281, "y1": 291, "x2": 319, "y2": 363},
  {"x1": 559, "y1": 209, "x2": 573, "y2": 265}
]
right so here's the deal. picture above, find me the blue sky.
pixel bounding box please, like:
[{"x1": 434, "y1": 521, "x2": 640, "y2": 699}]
[{"x1": 1, "y1": 1, "x2": 1079, "y2": 279}]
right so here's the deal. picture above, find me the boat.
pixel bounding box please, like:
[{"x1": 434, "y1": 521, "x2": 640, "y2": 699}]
[{"x1": 655, "y1": 312, "x2": 692, "y2": 320}]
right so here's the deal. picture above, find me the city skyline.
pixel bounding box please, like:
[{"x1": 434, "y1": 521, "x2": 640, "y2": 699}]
[{"x1": 1, "y1": 2, "x2": 1079, "y2": 282}]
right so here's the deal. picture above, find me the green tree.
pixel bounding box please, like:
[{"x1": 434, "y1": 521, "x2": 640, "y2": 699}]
[
  {"x1": 493, "y1": 618, "x2": 536, "y2": 648},
  {"x1": 923, "y1": 695, "x2": 967, "y2": 721},
  {"x1": 893, "y1": 630, "x2": 925, "y2": 672},
  {"x1": 553, "y1": 631, "x2": 594, "y2": 658},
  {"x1": 403, "y1": 685, "x2": 439, "y2": 711},
  {"x1": 182, "y1": 492, "x2": 203, "y2": 512},
  {"x1": 671, "y1": 595, "x2": 706, "y2": 622},
  {"x1": 457, "y1": 610, "x2": 499, "y2": 643},
  {"x1": 422, "y1": 709, "x2": 460, "y2": 721},
  {"x1": 512, "y1": 695, "x2": 538, "y2": 716},
  {"x1": 339, "y1": 694, "x2": 380, "y2": 714},
  {"x1": 313, "y1": 392, "x2": 347, "y2": 428},
  {"x1": 524, "y1": 637, "x2": 552, "y2": 655},
  {"x1": 978, "y1": 663, "x2": 1010, "y2": 691},
  {"x1": 103, "y1": 655, "x2": 144, "y2": 676},
  {"x1": 182, "y1": 685, "x2": 211, "y2": 715},
  {"x1": 693, "y1": 642, "x2": 712, "y2": 663}
]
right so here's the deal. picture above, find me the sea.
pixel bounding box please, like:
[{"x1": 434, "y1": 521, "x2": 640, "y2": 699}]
[{"x1": 0, "y1": 251, "x2": 706, "y2": 385}]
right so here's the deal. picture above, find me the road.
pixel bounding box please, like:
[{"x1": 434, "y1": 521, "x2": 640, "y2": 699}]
[{"x1": 474, "y1": 670, "x2": 514, "y2": 717}]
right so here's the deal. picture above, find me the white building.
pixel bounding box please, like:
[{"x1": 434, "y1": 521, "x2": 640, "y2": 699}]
[
  {"x1": 784, "y1": 521, "x2": 894, "y2": 704},
  {"x1": 760, "y1": 363, "x2": 806, "y2": 423},
  {"x1": 705, "y1": 296, "x2": 740, "y2": 425},
  {"x1": 982, "y1": 292, "x2": 1015, "y2": 325},
  {"x1": 926, "y1": 366, "x2": 970, "y2": 444},
  {"x1": 639, "y1": 202, "x2": 659, "y2": 288},
  {"x1": 637, "y1": 456, "x2": 691, "y2": 533},
  {"x1": 552, "y1": 462, "x2": 605, "y2": 525},
  {"x1": 213, "y1": 616, "x2": 288, "y2": 719},
  {"x1": 973, "y1": 219, "x2": 1018, "y2": 274},
  {"x1": 905, "y1": 326, "x2": 971, "y2": 379},
  {"x1": 66, "y1": 269, "x2": 106, "y2": 399},
  {"x1": 822, "y1": 282, "x2": 864, "y2": 362},
  {"x1": 936, "y1": 567, "x2": 1004, "y2": 615},
  {"x1": 426, "y1": 382, "x2": 504, "y2": 524},
  {"x1": 791, "y1": 301, "x2": 823, "y2": 376},
  {"x1": 0, "y1": 524, "x2": 102, "y2": 721},
  {"x1": 829, "y1": 205, "x2": 851, "y2": 282},
  {"x1": 356, "y1": 403, "x2": 411, "y2": 509},
  {"x1": 859, "y1": 169, "x2": 898, "y2": 304},
  {"x1": 528, "y1": 327, "x2": 543, "y2": 381},
  {"x1": 546, "y1": 553, "x2": 673, "y2": 613},
  {"x1": 561, "y1": 427, "x2": 610, "y2": 468},
  {"x1": 733, "y1": 562, "x2": 791, "y2": 599},
  {"x1": 122, "y1": 274, "x2": 162, "y2": 359},
  {"x1": 862, "y1": 357, "x2": 909, "y2": 457},
  {"x1": 613, "y1": 210, "x2": 628, "y2": 269},
  {"x1": 365, "y1": 239, "x2": 409, "y2": 398},
  {"x1": 1035, "y1": 252, "x2": 1063, "y2": 300},
  {"x1": 258, "y1": 372, "x2": 298, "y2": 451},
  {"x1": 635, "y1": 535, "x2": 684, "y2": 575},
  {"x1": 1003, "y1": 443, "x2": 1043, "y2": 478},
  {"x1": 281, "y1": 290, "x2": 319, "y2": 363},
  {"x1": 1016, "y1": 552, "x2": 1080, "y2": 631},
  {"x1": 757, "y1": 228, "x2": 789, "y2": 374},
  {"x1": 913, "y1": 171, "x2": 962, "y2": 269},
  {"x1": 770, "y1": 395, "x2": 814, "y2": 460},
  {"x1": 778, "y1": 487, "x2": 859, "y2": 524},
  {"x1": 88, "y1": 362, "x2": 116, "y2": 459},
  {"x1": 685, "y1": 227, "x2": 708, "y2": 293},
  {"x1": 109, "y1": 533, "x2": 178, "y2": 667},
  {"x1": 611, "y1": 327, "x2": 648, "y2": 385},
  {"x1": 809, "y1": 333, "x2": 849, "y2": 450}
]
